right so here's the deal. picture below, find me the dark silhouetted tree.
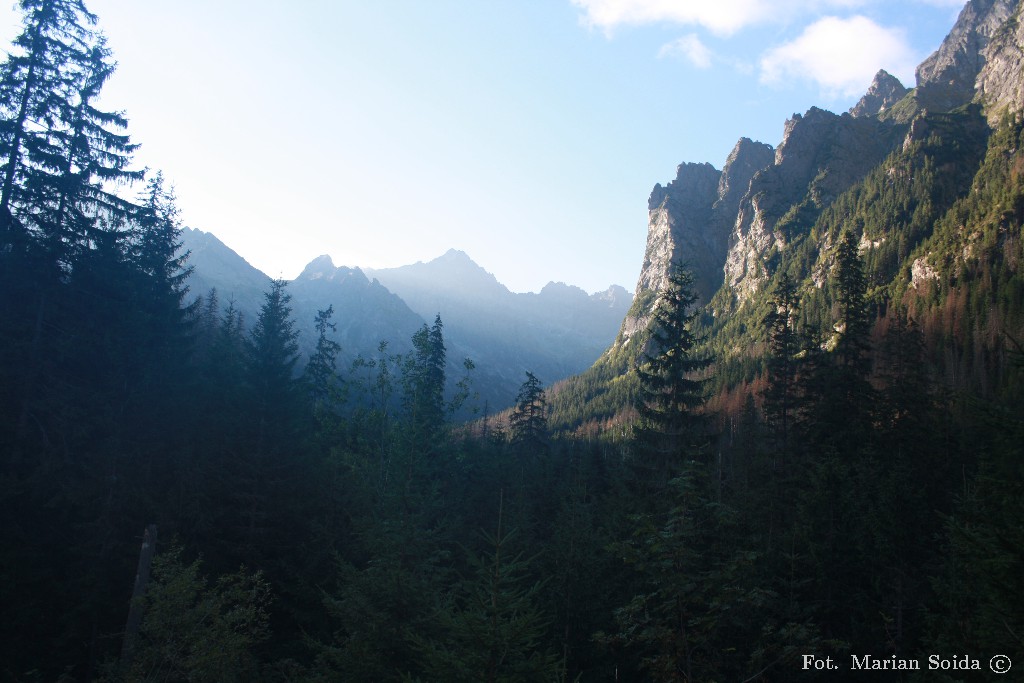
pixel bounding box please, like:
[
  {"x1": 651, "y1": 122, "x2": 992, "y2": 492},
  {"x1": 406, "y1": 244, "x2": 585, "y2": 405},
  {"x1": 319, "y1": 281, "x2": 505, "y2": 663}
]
[
  {"x1": 509, "y1": 371, "x2": 548, "y2": 453},
  {"x1": 762, "y1": 272, "x2": 801, "y2": 461},
  {"x1": 404, "y1": 314, "x2": 447, "y2": 447}
]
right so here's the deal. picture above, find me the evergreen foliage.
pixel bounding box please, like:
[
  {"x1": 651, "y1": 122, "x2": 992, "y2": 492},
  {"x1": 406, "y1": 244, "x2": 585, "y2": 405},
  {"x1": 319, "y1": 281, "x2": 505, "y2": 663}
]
[
  {"x1": 108, "y1": 547, "x2": 271, "y2": 683},
  {"x1": 509, "y1": 371, "x2": 549, "y2": 453},
  {"x1": 403, "y1": 314, "x2": 447, "y2": 447},
  {"x1": 633, "y1": 265, "x2": 712, "y2": 481},
  {"x1": 761, "y1": 272, "x2": 800, "y2": 458},
  {"x1": 413, "y1": 495, "x2": 560, "y2": 683}
]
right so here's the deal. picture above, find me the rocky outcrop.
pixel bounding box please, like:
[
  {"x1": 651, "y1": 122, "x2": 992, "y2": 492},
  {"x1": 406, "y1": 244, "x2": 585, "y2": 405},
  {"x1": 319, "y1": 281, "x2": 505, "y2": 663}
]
[
  {"x1": 911, "y1": 256, "x2": 940, "y2": 289},
  {"x1": 639, "y1": 162, "x2": 721, "y2": 302},
  {"x1": 916, "y1": 0, "x2": 1016, "y2": 111},
  {"x1": 724, "y1": 108, "x2": 903, "y2": 303},
  {"x1": 976, "y1": 2, "x2": 1024, "y2": 122},
  {"x1": 850, "y1": 70, "x2": 908, "y2": 118},
  {"x1": 614, "y1": 140, "x2": 774, "y2": 352}
]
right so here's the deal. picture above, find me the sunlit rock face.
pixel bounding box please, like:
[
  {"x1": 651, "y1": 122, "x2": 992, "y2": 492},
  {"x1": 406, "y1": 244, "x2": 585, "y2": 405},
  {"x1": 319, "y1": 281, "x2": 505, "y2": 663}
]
[
  {"x1": 616, "y1": 138, "x2": 773, "y2": 350},
  {"x1": 977, "y1": 2, "x2": 1024, "y2": 122},
  {"x1": 915, "y1": 0, "x2": 1016, "y2": 112},
  {"x1": 724, "y1": 108, "x2": 902, "y2": 304},
  {"x1": 640, "y1": 162, "x2": 720, "y2": 302}
]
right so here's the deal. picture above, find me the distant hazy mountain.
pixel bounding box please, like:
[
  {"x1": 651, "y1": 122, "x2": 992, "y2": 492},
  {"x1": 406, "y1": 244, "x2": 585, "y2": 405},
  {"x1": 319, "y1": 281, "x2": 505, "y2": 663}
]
[
  {"x1": 287, "y1": 255, "x2": 426, "y2": 361},
  {"x1": 366, "y1": 249, "x2": 632, "y2": 397},
  {"x1": 178, "y1": 233, "x2": 631, "y2": 411},
  {"x1": 180, "y1": 229, "x2": 425, "y2": 362},
  {"x1": 180, "y1": 227, "x2": 271, "y2": 324}
]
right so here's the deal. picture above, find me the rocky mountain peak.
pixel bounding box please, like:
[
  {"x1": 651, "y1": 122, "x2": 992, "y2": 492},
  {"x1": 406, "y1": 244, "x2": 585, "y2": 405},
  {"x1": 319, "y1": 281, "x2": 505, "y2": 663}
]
[
  {"x1": 915, "y1": 0, "x2": 1016, "y2": 111},
  {"x1": 593, "y1": 284, "x2": 631, "y2": 308},
  {"x1": 438, "y1": 248, "x2": 473, "y2": 263},
  {"x1": 717, "y1": 138, "x2": 775, "y2": 209},
  {"x1": 850, "y1": 70, "x2": 909, "y2": 118},
  {"x1": 539, "y1": 281, "x2": 589, "y2": 305},
  {"x1": 976, "y1": 1, "x2": 1024, "y2": 122},
  {"x1": 639, "y1": 162, "x2": 721, "y2": 297},
  {"x1": 613, "y1": 143, "x2": 775, "y2": 356},
  {"x1": 298, "y1": 254, "x2": 336, "y2": 279},
  {"x1": 647, "y1": 162, "x2": 720, "y2": 212}
]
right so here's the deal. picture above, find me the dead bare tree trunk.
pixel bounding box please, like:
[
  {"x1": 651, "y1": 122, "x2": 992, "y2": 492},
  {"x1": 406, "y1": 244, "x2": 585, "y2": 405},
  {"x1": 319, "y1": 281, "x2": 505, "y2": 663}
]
[{"x1": 120, "y1": 524, "x2": 157, "y2": 671}]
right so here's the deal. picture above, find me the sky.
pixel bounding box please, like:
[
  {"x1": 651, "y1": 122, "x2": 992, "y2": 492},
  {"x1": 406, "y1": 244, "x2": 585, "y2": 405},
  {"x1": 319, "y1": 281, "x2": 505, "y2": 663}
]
[{"x1": 0, "y1": 0, "x2": 967, "y2": 293}]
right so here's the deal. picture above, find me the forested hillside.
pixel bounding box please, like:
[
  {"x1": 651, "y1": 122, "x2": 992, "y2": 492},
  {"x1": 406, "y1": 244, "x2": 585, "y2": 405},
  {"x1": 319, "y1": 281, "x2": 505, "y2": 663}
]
[{"x1": 1, "y1": 0, "x2": 1023, "y2": 682}]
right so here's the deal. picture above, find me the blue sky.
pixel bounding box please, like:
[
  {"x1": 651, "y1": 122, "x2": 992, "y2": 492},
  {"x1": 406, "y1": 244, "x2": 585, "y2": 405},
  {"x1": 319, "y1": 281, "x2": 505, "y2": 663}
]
[{"x1": 1, "y1": 0, "x2": 966, "y2": 293}]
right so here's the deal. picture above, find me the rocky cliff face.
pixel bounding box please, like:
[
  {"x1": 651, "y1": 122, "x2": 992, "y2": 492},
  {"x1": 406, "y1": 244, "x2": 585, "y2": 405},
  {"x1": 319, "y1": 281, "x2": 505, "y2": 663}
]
[
  {"x1": 725, "y1": 107, "x2": 903, "y2": 303},
  {"x1": 614, "y1": 139, "x2": 773, "y2": 352},
  {"x1": 916, "y1": 0, "x2": 1016, "y2": 111},
  {"x1": 640, "y1": 162, "x2": 721, "y2": 302},
  {"x1": 976, "y1": 2, "x2": 1024, "y2": 122}
]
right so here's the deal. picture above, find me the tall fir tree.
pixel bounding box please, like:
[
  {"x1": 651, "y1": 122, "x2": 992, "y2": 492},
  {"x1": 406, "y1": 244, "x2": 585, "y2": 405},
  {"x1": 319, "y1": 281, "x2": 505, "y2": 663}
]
[
  {"x1": 403, "y1": 314, "x2": 447, "y2": 448},
  {"x1": 633, "y1": 265, "x2": 712, "y2": 484},
  {"x1": 509, "y1": 371, "x2": 549, "y2": 454},
  {"x1": 233, "y1": 279, "x2": 304, "y2": 561},
  {"x1": 305, "y1": 304, "x2": 342, "y2": 415},
  {"x1": 832, "y1": 228, "x2": 871, "y2": 373},
  {"x1": 762, "y1": 272, "x2": 801, "y2": 463},
  {"x1": 0, "y1": 0, "x2": 140, "y2": 267}
]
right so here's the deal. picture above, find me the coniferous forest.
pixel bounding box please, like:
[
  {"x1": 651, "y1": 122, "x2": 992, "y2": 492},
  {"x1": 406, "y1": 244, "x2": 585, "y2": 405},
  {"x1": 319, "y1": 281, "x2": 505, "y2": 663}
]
[{"x1": 2, "y1": 1, "x2": 1023, "y2": 681}]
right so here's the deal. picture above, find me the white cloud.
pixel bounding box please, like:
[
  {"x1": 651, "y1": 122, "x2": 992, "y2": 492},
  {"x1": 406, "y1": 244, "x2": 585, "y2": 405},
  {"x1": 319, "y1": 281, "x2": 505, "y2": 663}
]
[
  {"x1": 759, "y1": 15, "x2": 917, "y2": 98},
  {"x1": 571, "y1": 0, "x2": 781, "y2": 35},
  {"x1": 659, "y1": 34, "x2": 713, "y2": 68},
  {"x1": 570, "y1": 0, "x2": 871, "y2": 35}
]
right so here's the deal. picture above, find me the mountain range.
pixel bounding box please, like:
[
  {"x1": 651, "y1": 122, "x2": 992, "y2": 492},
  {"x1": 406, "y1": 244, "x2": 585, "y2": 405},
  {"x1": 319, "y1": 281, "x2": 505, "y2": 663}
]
[
  {"x1": 553, "y1": 0, "x2": 1024, "y2": 429},
  {"x1": 179, "y1": 228, "x2": 631, "y2": 410}
]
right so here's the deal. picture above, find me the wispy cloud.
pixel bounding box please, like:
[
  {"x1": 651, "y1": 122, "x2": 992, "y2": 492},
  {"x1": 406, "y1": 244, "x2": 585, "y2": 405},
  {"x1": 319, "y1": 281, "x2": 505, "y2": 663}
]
[
  {"x1": 759, "y1": 15, "x2": 917, "y2": 98},
  {"x1": 570, "y1": 0, "x2": 876, "y2": 35},
  {"x1": 914, "y1": 0, "x2": 965, "y2": 7},
  {"x1": 571, "y1": 0, "x2": 785, "y2": 35},
  {"x1": 658, "y1": 34, "x2": 713, "y2": 68}
]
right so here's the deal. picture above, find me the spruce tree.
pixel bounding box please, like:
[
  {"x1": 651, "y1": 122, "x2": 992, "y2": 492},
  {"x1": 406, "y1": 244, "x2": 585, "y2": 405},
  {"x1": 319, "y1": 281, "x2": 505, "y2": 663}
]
[
  {"x1": 414, "y1": 493, "x2": 559, "y2": 682},
  {"x1": 633, "y1": 265, "x2": 712, "y2": 483},
  {"x1": 0, "y1": 0, "x2": 96, "y2": 236},
  {"x1": 509, "y1": 371, "x2": 549, "y2": 454},
  {"x1": 0, "y1": 1, "x2": 140, "y2": 267},
  {"x1": 762, "y1": 272, "x2": 801, "y2": 462},
  {"x1": 403, "y1": 314, "x2": 447, "y2": 446},
  {"x1": 305, "y1": 304, "x2": 342, "y2": 414},
  {"x1": 832, "y1": 228, "x2": 871, "y2": 373},
  {"x1": 246, "y1": 278, "x2": 301, "y2": 416},
  {"x1": 234, "y1": 279, "x2": 302, "y2": 557}
]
